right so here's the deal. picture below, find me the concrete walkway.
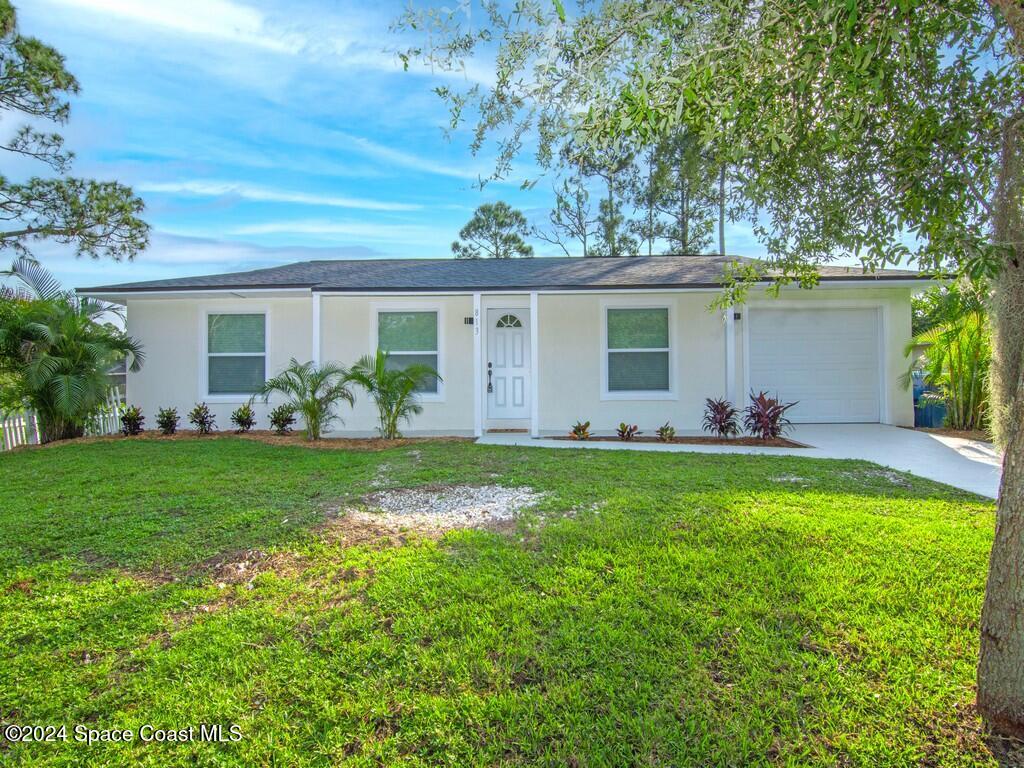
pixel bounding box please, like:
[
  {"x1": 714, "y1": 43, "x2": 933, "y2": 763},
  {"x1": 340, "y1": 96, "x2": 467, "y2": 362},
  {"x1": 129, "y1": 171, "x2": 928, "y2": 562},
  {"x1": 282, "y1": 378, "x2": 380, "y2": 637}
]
[{"x1": 476, "y1": 424, "x2": 1002, "y2": 499}]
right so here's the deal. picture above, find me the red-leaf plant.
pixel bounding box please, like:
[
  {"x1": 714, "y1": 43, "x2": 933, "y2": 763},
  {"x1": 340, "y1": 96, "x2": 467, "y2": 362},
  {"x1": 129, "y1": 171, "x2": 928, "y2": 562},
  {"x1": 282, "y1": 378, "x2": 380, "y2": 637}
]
[
  {"x1": 702, "y1": 397, "x2": 740, "y2": 438},
  {"x1": 742, "y1": 391, "x2": 797, "y2": 440}
]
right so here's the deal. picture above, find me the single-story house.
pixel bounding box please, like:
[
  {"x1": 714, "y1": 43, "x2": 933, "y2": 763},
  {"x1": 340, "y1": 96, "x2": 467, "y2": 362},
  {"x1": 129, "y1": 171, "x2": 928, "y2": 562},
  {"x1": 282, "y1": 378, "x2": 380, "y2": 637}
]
[{"x1": 78, "y1": 256, "x2": 929, "y2": 437}]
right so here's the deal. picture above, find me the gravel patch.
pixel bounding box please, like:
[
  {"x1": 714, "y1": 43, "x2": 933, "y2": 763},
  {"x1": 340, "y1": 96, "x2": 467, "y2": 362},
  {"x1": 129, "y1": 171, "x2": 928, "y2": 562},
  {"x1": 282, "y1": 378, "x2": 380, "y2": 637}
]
[
  {"x1": 771, "y1": 474, "x2": 811, "y2": 485},
  {"x1": 344, "y1": 484, "x2": 546, "y2": 532},
  {"x1": 370, "y1": 463, "x2": 393, "y2": 489}
]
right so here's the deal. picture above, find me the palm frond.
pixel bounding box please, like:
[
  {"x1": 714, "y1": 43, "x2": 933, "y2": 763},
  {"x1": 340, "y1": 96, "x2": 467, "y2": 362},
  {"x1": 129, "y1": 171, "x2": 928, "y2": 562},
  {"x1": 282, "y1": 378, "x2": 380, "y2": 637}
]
[
  {"x1": 347, "y1": 348, "x2": 439, "y2": 438},
  {"x1": 258, "y1": 358, "x2": 354, "y2": 440},
  {"x1": 1, "y1": 256, "x2": 65, "y2": 301},
  {"x1": 50, "y1": 374, "x2": 88, "y2": 418}
]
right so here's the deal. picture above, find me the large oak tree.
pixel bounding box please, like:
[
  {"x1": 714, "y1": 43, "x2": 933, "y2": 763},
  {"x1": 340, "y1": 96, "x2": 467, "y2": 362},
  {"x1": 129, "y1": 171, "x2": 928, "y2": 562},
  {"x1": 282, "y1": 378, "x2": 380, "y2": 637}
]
[{"x1": 398, "y1": 0, "x2": 1024, "y2": 737}]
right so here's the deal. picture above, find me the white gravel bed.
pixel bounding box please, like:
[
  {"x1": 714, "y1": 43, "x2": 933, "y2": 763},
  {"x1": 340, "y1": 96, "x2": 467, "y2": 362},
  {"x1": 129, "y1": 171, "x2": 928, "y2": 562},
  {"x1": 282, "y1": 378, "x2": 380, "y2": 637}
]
[{"x1": 345, "y1": 484, "x2": 545, "y2": 531}]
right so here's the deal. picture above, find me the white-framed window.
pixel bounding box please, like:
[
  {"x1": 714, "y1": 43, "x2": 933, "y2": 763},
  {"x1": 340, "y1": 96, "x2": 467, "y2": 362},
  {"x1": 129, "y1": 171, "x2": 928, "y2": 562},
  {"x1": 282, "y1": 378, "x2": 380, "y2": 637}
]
[
  {"x1": 205, "y1": 312, "x2": 267, "y2": 396},
  {"x1": 602, "y1": 305, "x2": 673, "y2": 398},
  {"x1": 376, "y1": 310, "x2": 440, "y2": 395}
]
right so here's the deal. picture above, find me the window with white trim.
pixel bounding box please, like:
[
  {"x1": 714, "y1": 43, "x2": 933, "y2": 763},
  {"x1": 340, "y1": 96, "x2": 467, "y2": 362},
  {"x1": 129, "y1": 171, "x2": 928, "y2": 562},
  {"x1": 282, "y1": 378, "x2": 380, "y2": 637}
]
[
  {"x1": 377, "y1": 310, "x2": 439, "y2": 393},
  {"x1": 207, "y1": 313, "x2": 266, "y2": 395},
  {"x1": 606, "y1": 307, "x2": 670, "y2": 392}
]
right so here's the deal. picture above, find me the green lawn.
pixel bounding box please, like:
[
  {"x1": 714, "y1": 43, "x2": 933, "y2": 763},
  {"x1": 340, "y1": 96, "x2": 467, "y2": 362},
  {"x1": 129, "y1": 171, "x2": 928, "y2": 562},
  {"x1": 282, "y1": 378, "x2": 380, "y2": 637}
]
[{"x1": 0, "y1": 437, "x2": 998, "y2": 766}]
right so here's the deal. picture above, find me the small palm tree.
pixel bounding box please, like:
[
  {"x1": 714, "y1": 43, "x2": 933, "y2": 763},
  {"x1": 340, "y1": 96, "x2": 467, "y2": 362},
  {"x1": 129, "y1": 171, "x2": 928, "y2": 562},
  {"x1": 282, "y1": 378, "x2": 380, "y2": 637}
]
[
  {"x1": 902, "y1": 280, "x2": 990, "y2": 432},
  {"x1": 346, "y1": 348, "x2": 440, "y2": 439},
  {"x1": 258, "y1": 359, "x2": 354, "y2": 440},
  {"x1": 0, "y1": 257, "x2": 143, "y2": 442}
]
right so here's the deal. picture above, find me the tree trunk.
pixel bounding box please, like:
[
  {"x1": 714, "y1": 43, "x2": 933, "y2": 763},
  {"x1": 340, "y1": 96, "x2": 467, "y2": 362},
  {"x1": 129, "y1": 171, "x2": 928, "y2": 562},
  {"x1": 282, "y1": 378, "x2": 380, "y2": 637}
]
[
  {"x1": 608, "y1": 178, "x2": 616, "y2": 257},
  {"x1": 978, "y1": 346, "x2": 1024, "y2": 738},
  {"x1": 977, "y1": 111, "x2": 1024, "y2": 738},
  {"x1": 38, "y1": 414, "x2": 84, "y2": 443},
  {"x1": 682, "y1": 183, "x2": 689, "y2": 252},
  {"x1": 719, "y1": 165, "x2": 726, "y2": 256},
  {"x1": 647, "y1": 160, "x2": 654, "y2": 257}
]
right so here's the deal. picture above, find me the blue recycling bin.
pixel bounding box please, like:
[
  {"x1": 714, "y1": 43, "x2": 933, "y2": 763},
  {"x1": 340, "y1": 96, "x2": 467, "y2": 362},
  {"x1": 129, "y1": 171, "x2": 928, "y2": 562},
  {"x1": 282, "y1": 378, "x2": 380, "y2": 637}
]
[{"x1": 911, "y1": 370, "x2": 947, "y2": 428}]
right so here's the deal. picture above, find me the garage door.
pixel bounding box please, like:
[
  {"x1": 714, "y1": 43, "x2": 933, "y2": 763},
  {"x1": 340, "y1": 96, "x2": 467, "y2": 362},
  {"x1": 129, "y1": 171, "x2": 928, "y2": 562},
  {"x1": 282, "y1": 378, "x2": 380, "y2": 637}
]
[{"x1": 748, "y1": 308, "x2": 881, "y2": 423}]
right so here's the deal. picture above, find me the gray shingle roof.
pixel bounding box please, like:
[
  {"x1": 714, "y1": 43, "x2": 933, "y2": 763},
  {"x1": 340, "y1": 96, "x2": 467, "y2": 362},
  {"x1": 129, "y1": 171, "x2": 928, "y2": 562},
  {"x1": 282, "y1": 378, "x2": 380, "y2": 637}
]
[{"x1": 77, "y1": 256, "x2": 923, "y2": 294}]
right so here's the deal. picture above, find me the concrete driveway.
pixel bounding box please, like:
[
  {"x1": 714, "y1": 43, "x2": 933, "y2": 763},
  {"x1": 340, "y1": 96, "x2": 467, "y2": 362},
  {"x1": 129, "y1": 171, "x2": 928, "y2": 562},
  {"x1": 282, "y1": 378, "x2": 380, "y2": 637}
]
[
  {"x1": 477, "y1": 424, "x2": 1002, "y2": 499},
  {"x1": 789, "y1": 424, "x2": 1001, "y2": 498}
]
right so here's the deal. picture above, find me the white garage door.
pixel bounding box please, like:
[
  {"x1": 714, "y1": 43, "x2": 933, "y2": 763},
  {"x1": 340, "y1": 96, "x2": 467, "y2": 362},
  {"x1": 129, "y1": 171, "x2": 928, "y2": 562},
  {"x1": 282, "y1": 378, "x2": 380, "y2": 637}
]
[{"x1": 748, "y1": 308, "x2": 881, "y2": 423}]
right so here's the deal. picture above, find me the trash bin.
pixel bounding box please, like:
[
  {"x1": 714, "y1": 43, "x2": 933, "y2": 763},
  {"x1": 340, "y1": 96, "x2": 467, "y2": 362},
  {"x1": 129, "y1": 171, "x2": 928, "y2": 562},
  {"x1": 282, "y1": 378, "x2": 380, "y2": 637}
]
[{"x1": 911, "y1": 370, "x2": 947, "y2": 428}]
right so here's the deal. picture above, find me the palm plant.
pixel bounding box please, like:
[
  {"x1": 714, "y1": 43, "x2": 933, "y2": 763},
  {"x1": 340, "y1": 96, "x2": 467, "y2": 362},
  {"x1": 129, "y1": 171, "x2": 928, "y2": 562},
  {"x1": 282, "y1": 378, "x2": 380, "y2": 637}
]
[
  {"x1": 258, "y1": 358, "x2": 354, "y2": 440},
  {"x1": 346, "y1": 348, "x2": 440, "y2": 439},
  {"x1": 903, "y1": 281, "x2": 990, "y2": 432},
  {"x1": 0, "y1": 257, "x2": 143, "y2": 441}
]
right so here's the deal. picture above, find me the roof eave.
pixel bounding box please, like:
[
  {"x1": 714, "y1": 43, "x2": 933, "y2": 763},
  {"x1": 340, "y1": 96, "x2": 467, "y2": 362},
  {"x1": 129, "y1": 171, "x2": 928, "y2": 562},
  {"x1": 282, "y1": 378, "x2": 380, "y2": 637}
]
[
  {"x1": 76, "y1": 274, "x2": 932, "y2": 299},
  {"x1": 75, "y1": 286, "x2": 315, "y2": 302}
]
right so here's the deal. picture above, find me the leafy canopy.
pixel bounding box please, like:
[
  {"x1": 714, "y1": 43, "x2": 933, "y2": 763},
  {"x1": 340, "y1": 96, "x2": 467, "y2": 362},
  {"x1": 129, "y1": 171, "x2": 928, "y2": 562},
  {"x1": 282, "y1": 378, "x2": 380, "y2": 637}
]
[
  {"x1": 0, "y1": 0, "x2": 148, "y2": 260},
  {"x1": 0, "y1": 257, "x2": 143, "y2": 441},
  {"x1": 397, "y1": 0, "x2": 1018, "y2": 285}
]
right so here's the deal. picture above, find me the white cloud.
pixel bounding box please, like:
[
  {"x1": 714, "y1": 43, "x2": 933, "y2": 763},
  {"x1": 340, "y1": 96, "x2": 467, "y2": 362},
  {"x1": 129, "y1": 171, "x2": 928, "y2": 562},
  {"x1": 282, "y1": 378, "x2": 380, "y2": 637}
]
[
  {"x1": 43, "y1": 0, "x2": 305, "y2": 53},
  {"x1": 231, "y1": 218, "x2": 444, "y2": 243},
  {"x1": 37, "y1": 0, "x2": 493, "y2": 83},
  {"x1": 17, "y1": 232, "x2": 388, "y2": 292},
  {"x1": 334, "y1": 132, "x2": 483, "y2": 181},
  {"x1": 136, "y1": 180, "x2": 422, "y2": 212}
]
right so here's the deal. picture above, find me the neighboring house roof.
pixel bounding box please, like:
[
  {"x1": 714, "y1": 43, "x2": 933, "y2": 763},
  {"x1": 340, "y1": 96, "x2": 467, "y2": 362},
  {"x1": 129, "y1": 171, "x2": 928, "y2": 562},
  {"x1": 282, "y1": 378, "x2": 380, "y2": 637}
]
[{"x1": 77, "y1": 255, "x2": 924, "y2": 295}]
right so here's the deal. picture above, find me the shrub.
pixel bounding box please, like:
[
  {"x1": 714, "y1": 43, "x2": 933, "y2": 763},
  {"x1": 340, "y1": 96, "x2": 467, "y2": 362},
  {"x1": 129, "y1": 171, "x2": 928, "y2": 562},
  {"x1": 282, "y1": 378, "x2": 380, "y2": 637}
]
[
  {"x1": 230, "y1": 403, "x2": 256, "y2": 433},
  {"x1": 903, "y1": 280, "x2": 989, "y2": 432},
  {"x1": 269, "y1": 404, "x2": 297, "y2": 435},
  {"x1": 569, "y1": 420, "x2": 591, "y2": 440},
  {"x1": 702, "y1": 398, "x2": 740, "y2": 438},
  {"x1": 119, "y1": 405, "x2": 145, "y2": 436},
  {"x1": 258, "y1": 359, "x2": 353, "y2": 441},
  {"x1": 616, "y1": 422, "x2": 640, "y2": 441},
  {"x1": 346, "y1": 349, "x2": 440, "y2": 439},
  {"x1": 743, "y1": 391, "x2": 797, "y2": 440},
  {"x1": 188, "y1": 402, "x2": 216, "y2": 435},
  {"x1": 655, "y1": 422, "x2": 676, "y2": 442},
  {"x1": 0, "y1": 257, "x2": 144, "y2": 442},
  {"x1": 155, "y1": 407, "x2": 179, "y2": 435}
]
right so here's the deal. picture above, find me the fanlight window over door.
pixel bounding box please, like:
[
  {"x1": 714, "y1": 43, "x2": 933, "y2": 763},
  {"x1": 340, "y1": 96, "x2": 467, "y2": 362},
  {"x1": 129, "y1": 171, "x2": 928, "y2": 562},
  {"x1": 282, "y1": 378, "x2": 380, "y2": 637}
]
[{"x1": 496, "y1": 313, "x2": 522, "y2": 328}]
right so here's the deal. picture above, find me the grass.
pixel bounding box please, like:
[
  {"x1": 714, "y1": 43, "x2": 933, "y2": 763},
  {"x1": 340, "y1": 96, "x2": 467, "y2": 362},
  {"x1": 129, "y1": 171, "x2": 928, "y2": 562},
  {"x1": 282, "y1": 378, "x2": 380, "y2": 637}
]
[{"x1": 0, "y1": 436, "x2": 999, "y2": 766}]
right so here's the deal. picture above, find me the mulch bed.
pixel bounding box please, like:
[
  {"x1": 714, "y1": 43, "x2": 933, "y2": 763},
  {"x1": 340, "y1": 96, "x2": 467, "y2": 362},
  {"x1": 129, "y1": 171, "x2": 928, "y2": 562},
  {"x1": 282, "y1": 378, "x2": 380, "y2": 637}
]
[{"x1": 552, "y1": 435, "x2": 808, "y2": 448}]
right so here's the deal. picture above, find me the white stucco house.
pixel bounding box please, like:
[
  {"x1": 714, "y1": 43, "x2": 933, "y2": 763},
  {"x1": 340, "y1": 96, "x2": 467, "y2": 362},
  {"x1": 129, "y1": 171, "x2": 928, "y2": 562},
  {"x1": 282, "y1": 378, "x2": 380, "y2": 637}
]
[{"x1": 77, "y1": 256, "x2": 928, "y2": 437}]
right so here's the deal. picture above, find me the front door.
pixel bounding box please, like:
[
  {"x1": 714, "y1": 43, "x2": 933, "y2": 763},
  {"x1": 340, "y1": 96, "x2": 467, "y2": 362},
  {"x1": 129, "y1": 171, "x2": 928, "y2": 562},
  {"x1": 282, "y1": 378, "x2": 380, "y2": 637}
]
[{"x1": 486, "y1": 309, "x2": 530, "y2": 420}]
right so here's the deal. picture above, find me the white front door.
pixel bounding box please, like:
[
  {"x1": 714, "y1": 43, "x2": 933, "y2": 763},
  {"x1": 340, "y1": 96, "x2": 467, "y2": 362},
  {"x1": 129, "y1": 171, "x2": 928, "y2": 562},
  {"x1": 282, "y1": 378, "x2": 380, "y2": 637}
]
[{"x1": 487, "y1": 309, "x2": 531, "y2": 420}]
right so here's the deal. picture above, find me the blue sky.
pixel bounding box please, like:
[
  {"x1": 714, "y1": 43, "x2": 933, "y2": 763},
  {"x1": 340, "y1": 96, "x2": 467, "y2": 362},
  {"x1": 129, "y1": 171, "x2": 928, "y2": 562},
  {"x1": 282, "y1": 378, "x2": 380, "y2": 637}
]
[{"x1": 10, "y1": 0, "x2": 768, "y2": 290}]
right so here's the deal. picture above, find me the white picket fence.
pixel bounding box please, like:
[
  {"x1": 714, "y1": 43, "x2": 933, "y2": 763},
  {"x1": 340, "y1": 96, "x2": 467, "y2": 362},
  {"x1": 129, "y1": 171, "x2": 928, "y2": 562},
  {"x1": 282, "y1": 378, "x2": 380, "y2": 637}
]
[
  {"x1": 0, "y1": 410, "x2": 40, "y2": 451},
  {"x1": 1, "y1": 388, "x2": 124, "y2": 452}
]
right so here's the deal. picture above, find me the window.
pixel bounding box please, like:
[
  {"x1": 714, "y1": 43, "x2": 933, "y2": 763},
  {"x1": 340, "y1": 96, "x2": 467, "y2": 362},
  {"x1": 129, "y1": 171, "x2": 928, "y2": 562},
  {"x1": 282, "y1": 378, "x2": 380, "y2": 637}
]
[
  {"x1": 377, "y1": 310, "x2": 439, "y2": 394},
  {"x1": 496, "y1": 313, "x2": 522, "y2": 328},
  {"x1": 606, "y1": 307, "x2": 671, "y2": 393},
  {"x1": 207, "y1": 313, "x2": 266, "y2": 395}
]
